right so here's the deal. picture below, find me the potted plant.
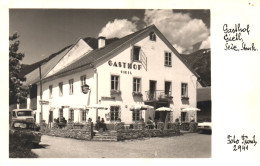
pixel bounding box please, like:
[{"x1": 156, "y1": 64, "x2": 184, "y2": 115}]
[
  {"x1": 110, "y1": 90, "x2": 121, "y2": 95},
  {"x1": 181, "y1": 96, "x2": 189, "y2": 100},
  {"x1": 132, "y1": 92, "x2": 143, "y2": 97}
]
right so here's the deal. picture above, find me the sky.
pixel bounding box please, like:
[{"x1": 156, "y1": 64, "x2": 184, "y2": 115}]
[{"x1": 9, "y1": 9, "x2": 210, "y2": 65}]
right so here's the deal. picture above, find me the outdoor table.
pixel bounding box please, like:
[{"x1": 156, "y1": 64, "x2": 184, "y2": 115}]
[{"x1": 125, "y1": 124, "x2": 130, "y2": 130}]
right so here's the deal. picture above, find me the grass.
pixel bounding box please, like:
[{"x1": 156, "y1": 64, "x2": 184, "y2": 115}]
[{"x1": 9, "y1": 138, "x2": 38, "y2": 158}]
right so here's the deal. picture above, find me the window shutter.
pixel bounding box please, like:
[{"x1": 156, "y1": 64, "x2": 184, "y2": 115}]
[{"x1": 131, "y1": 46, "x2": 134, "y2": 61}]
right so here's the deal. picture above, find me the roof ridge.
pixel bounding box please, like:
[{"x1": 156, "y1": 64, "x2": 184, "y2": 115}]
[
  {"x1": 92, "y1": 25, "x2": 155, "y2": 63},
  {"x1": 44, "y1": 25, "x2": 156, "y2": 79}
]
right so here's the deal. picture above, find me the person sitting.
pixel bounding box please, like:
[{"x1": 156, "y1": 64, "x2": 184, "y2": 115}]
[
  {"x1": 63, "y1": 117, "x2": 67, "y2": 125},
  {"x1": 147, "y1": 117, "x2": 154, "y2": 129}
]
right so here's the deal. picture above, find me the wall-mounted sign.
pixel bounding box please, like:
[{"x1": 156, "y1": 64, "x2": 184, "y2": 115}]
[
  {"x1": 82, "y1": 84, "x2": 90, "y2": 94},
  {"x1": 39, "y1": 100, "x2": 49, "y2": 105},
  {"x1": 108, "y1": 60, "x2": 142, "y2": 70}
]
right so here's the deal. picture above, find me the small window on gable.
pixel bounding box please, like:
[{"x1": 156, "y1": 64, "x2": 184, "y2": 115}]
[
  {"x1": 165, "y1": 52, "x2": 172, "y2": 67},
  {"x1": 149, "y1": 32, "x2": 156, "y2": 41},
  {"x1": 49, "y1": 85, "x2": 53, "y2": 99},
  {"x1": 132, "y1": 46, "x2": 141, "y2": 61}
]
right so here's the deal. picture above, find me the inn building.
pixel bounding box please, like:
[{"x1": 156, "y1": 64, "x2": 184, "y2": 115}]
[{"x1": 24, "y1": 25, "x2": 200, "y2": 125}]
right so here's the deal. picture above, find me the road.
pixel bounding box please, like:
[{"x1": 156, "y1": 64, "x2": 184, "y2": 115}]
[{"x1": 31, "y1": 133, "x2": 211, "y2": 158}]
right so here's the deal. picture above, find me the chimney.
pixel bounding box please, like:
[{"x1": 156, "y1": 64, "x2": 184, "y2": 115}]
[{"x1": 98, "y1": 36, "x2": 106, "y2": 48}]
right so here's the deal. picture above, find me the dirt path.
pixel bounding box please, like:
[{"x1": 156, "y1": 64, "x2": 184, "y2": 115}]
[{"x1": 32, "y1": 133, "x2": 211, "y2": 158}]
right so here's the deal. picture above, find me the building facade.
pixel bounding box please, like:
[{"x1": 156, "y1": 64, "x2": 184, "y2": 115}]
[{"x1": 25, "y1": 25, "x2": 199, "y2": 125}]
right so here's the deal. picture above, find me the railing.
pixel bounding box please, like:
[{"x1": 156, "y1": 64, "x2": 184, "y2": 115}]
[{"x1": 145, "y1": 90, "x2": 173, "y2": 101}]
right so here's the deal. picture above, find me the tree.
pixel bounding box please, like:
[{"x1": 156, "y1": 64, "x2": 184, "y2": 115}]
[{"x1": 9, "y1": 33, "x2": 28, "y2": 105}]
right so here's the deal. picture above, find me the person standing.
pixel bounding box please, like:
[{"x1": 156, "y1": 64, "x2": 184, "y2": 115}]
[{"x1": 96, "y1": 116, "x2": 101, "y2": 130}]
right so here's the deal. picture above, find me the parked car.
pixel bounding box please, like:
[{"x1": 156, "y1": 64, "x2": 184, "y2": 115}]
[
  {"x1": 9, "y1": 120, "x2": 42, "y2": 146},
  {"x1": 197, "y1": 122, "x2": 212, "y2": 134},
  {"x1": 11, "y1": 109, "x2": 35, "y2": 122}
]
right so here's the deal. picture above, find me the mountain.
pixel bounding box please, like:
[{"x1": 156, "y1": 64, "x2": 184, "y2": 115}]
[
  {"x1": 180, "y1": 49, "x2": 211, "y2": 87},
  {"x1": 19, "y1": 45, "x2": 72, "y2": 78}
]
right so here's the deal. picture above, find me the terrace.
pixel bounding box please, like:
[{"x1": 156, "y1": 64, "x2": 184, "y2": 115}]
[{"x1": 145, "y1": 90, "x2": 173, "y2": 102}]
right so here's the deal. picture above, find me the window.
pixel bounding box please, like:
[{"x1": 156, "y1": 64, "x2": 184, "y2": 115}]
[
  {"x1": 49, "y1": 85, "x2": 53, "y2": 99},
  {"x1": 49, "y1": 111, "x2": 53, "y2": 123},
  {"x1": 12, "y1": 111, "x2": 16, "y2": 118},
  {"x1": 181, "y1": 83, "x2": 188, "y2": 97},
  {"x1": 181, "y1": 112, "x2": 187, "y2": 122},
  {"x1": 59, "y1": 108, "x2": 63, "y2": 119},
  {"x1": 165, "y1": 81, "x2": 172, "y2": 95},
  {"x1": 80, "y1": 75, "x2": 86, "y2": 86},
  {"x1": 69, "y1": 109, "x2": 74, "y2": 122},
  {"x1": 133, "y1": 78, "x2": 141, "y2": 93},
  {"x1": 59, "y1": 82, "x2": 63, "y2": 96},
  {"x1": 132, "y1": 110, "x2": 141, "y2": 121},
  {"x1": 81, "y1": 109, "x2": 88, "y2": 122},
  {"x1": 110, "y1": 106, "x2": 120, "y2": 121},
  {"x1": 69, "y1": 79, "x2": 74, "y2": 95},
  {"x1": 111, "y1": 75, "x2": 119, "y2": 90},
  {"x1": 165, "y1": 52, "x2": 172, "y2": 66},
  {"x1": 132, "y1": 46, "x2": 141, "y2": 61},
  {"x1": 17, "y1": 111, "x2": 32, "y2": 116},
  {"x1": 149, "y1": 32, "x2": 156, "y2": 41}
]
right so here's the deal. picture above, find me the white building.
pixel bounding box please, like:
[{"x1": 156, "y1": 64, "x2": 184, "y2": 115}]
[{"x1": 24, "y1": 25, "x2": 200, "y2": 125}]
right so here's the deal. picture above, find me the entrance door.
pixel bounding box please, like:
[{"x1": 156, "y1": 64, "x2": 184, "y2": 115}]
[
  {"x1": 181, "y1": 112, "x2": 187, "y2": 122},
  {"x1": 154, "y1": 103, "x2": 169, "y2": 122},
  {"x1": 149, "y1": 80, "x2": 157, "y2": 100}
]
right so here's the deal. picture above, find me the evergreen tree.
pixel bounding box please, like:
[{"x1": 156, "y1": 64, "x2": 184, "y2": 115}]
[{"x1": 9, "y1": 33, "x2": 28, "y2": 105}]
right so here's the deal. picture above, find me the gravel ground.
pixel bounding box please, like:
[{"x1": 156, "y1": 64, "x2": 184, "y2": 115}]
[{"x1": 31, "y1": 133, "x2": 211, "y2": 158}]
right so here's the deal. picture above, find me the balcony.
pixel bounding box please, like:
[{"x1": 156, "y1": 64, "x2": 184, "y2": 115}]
[{"x1": 145, "y1": 90, "x2": 173, "y2": 102}]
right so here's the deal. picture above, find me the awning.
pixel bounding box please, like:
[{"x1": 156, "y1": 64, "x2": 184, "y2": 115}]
[
  {"x1": 181, "y1": 107, "x2": 201, "y2": 112},
  {"x1": 130, "y1": 104, "x2": 154, "y2": 111},
  {"x1": 156, "y1": 107, "x2": 172, "y2": 112}
]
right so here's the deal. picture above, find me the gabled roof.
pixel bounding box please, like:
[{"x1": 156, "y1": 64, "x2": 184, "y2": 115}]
[
  {"x1": 24, "y1": 45, "x2": 72, "y2": 85},
  {"x1": 19, "y1": 45, "x2": 72, "y2": 78},
  {"x1": 25, "y1": 25, "x2": 200, "y2": 84},
  {"x1": 46, "y1": 25, "x2": 200, "y2": 80}
]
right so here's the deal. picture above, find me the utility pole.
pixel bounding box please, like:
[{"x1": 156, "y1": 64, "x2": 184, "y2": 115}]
[{"x1": 39, "y1": 65, "x2": 43, "y2": 127}]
